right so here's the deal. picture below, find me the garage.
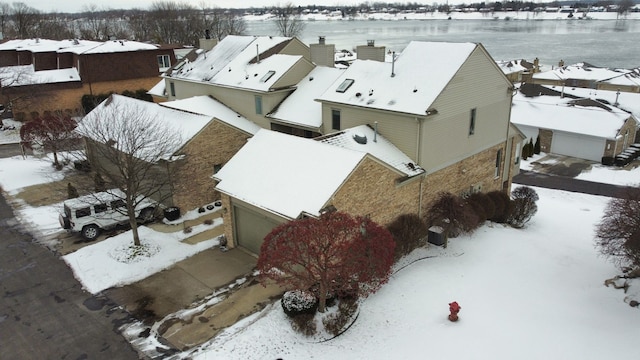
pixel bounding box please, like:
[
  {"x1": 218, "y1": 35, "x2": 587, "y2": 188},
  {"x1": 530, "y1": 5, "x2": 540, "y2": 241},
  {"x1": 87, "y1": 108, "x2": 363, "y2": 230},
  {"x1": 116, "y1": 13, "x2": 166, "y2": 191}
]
[
  {"x1": 551, "y1": 132, "x2": 605, "y2": 162},
  {"x1": 233, "y1": 205, "x2": 281, "y2": 254}
]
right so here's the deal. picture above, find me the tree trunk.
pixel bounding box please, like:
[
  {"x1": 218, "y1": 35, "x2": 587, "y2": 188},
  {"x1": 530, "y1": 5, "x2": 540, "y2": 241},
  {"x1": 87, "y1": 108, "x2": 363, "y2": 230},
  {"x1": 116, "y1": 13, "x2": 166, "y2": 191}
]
[
  {"x1": 318, "y1": 282, "x2": 327, "y2": 313},
  {"x1": 128, "y1": 206, "x2": 141, "y2": 246}
]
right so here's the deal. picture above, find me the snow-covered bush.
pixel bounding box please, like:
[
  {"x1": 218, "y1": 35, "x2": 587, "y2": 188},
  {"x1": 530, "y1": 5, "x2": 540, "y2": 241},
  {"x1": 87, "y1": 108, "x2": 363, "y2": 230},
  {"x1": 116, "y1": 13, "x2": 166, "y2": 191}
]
[{"x1": 281, "y1": 289, "x2": 318, "y2": 317}]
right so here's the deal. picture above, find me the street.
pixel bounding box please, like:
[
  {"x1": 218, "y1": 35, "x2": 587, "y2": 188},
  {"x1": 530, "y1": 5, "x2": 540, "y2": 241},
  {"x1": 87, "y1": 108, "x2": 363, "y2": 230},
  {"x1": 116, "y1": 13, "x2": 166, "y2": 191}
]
[{"x1": 0, "y1": 194, "x2": 141, "y2": 359}]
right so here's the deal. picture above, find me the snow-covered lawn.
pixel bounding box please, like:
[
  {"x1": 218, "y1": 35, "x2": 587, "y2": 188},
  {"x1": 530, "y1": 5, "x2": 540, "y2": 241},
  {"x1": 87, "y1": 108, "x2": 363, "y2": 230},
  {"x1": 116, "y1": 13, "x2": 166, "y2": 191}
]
[{"x1": 183, "y1": 187, "x2": 638, "y2": 360}]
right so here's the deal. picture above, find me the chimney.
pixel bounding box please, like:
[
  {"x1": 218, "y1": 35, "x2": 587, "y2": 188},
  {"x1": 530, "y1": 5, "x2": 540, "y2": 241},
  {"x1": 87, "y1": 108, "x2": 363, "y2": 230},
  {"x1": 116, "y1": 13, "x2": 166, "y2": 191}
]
[
  {"x1": 357, "y1": 40, "x2": 385, "y2": 62},
  {"x1": 256, "y1": 44, "x2": 260, "y2": 63},
  {"x1": 310, "y1": 36, "x2": 334, "y2": 67},
  {"x1": 374, "y1": 121, "x2": 378, "y2": 143},
  {"x1": 319, "y1": 36, "x2": 325, "y2": 45},
  {"x1": 205, "y1": 29, "x2": 211, "y2": 40},
  {"x1": 367, "y1": 40, "x2": 375, "y2": 46}
]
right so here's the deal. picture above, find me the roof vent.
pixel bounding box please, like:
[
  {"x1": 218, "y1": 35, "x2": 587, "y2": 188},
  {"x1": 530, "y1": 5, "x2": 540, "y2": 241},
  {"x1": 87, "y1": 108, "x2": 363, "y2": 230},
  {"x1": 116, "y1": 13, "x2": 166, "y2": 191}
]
[
  {"x1": 367, "y1": 40, "x2": 375, "y2": 46},
  {"x1": 353, "y1": 134, "x2": 367, "y2": 145}
]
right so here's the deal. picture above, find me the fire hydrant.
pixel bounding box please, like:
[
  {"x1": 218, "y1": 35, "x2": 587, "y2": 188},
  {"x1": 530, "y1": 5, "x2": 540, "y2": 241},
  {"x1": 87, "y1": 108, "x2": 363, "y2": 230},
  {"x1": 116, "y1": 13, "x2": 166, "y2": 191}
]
[{"x1": 448, "y1": 301, "x2": 461, "y2": 322}]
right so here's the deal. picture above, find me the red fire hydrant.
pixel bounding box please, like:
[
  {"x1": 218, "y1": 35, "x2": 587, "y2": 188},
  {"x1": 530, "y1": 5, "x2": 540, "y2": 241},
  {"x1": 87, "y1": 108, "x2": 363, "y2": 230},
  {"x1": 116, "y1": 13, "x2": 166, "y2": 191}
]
[{"x1": 448, "y1": 301, "x2": 461, "y2": 322}]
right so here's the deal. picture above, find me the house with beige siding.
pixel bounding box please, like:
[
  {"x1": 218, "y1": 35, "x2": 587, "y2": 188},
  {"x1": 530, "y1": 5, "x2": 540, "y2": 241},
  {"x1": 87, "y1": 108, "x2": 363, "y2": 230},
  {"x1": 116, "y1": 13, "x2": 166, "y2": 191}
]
[
  {"x1": 159, "y1": 35, "x2": 314, "y2": 131},
  {"x1": 210, "y1": 40, "x2": 520, "y2": 254}
]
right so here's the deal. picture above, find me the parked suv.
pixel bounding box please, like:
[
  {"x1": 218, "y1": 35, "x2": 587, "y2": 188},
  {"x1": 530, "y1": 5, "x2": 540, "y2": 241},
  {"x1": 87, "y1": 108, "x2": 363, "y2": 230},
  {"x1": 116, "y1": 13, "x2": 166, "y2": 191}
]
[{"x1": 59, "y1": 189, "x2": 157, "y2": 240}]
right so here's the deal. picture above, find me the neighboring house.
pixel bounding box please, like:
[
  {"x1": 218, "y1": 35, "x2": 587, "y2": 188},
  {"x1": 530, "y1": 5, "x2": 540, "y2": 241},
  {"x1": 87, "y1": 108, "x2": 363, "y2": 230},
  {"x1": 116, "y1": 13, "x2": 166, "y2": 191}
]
[
  {"x1": 511, "y1": 90, "x2": 638, "y2": 162},
  {"x1": 496, "y1": 58, "x2": 540, "y2": 83},
  {"x1": 0, "y1": 38, "x2": 178, "y2": 120},
  {"x1": 212, "y1": 40, "x2": 521, "y2": 254},
  {"x1": 159, "y1": 35, "x2": 314, "y2": 131},
  {"x1": 82, "y1": 94, "x2": 259, "y2": 211},
  {"x1": 596, "y1": 68, "x2": 640, "y2": 93},
  {"x1": 530, "y1": 62, "x2": 633, "y2": 91}
]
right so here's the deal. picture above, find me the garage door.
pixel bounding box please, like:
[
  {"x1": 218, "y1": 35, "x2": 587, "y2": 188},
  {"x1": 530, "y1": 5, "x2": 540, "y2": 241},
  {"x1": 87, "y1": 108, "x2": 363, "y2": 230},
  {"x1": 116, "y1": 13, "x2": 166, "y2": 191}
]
[
  {"x1": 233, "y1": 205, "x2": 280, "y2": 254},
  {"x1": 551, "y1": 132, "x2": 605, "y2": 162}
]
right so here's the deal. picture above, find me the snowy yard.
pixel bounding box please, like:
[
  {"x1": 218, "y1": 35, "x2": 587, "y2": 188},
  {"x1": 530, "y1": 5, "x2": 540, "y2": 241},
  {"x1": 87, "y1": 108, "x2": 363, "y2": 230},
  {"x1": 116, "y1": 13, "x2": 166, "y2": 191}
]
[{"x1": 0, "y1": 153, "x2": 638, "y2": 359}]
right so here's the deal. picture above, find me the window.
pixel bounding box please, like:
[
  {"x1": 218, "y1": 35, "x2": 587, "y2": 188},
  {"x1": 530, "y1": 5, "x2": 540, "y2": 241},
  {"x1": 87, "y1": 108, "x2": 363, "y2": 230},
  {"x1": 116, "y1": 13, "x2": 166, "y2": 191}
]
[
  {"x1": 469, "y1": 108, "x2": 476, "y2": 136},
  {"x1": 336, "y1": 79, "x2": 354, "y2": 93},
  {"x1": 111, "y1": 200, "x2": 126, "y2": 209},
  {"x1": 76, "y1": 207, "x2": 91, "y2": 218},
  {"x1": 169, "y1": 82, "x2": 176, "y2": 97},
  {"x1": 260, "y1": 70, "x2": 275, "y2": 83},
  {"x1": 495, "y1": 149, "x2": 502, "y2": 178},
  {"x1": 94, "y1": 203, "x2": 108, "y2": 214},
  {"x1": 514, "y1": 142, "x2": 521, "y2": 164},
  {"x1": 157, "y1": 55, "x2": 171, "y2": 69},
  {"x1": 255, "y1": 95, "x2": 263, "y2": 115},
  {"x1": 332, "y1": 109, "x2": 341, "y2": 130}
]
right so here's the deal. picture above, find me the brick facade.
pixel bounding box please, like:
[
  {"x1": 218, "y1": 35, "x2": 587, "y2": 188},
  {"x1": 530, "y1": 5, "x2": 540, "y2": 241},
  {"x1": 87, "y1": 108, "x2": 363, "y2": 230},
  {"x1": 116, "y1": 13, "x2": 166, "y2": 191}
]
[{"x1": 171, "y1": 121, "x2": 253, "y2": 211}]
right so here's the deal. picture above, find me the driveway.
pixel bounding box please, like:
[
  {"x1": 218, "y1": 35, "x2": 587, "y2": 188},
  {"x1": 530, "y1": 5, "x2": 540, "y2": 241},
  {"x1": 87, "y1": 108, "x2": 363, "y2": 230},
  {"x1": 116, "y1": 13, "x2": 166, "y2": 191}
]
[{"x1": 0, "y1": 193, "x2": 141, "y2": 359}]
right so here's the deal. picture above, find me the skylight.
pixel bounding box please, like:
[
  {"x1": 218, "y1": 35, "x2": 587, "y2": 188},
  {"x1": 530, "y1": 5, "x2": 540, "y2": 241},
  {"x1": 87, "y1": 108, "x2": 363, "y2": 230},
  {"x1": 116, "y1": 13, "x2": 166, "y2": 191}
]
[
  {"x1": 260, "y1": 70, "x2": 276, "y2": 83},
  {"x1": 336, "y1": 79, "x2": 355, "y2": 93}
]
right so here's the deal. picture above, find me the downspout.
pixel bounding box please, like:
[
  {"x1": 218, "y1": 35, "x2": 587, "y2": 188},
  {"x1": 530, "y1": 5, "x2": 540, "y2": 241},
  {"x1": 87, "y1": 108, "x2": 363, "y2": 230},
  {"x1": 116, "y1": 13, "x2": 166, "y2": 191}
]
[
  {"x1": 504, "y1": 87, "x2": 515, "y2": 189},
  {"x1": 416, "y1": 116, "x2": 424, "y2": 217}
]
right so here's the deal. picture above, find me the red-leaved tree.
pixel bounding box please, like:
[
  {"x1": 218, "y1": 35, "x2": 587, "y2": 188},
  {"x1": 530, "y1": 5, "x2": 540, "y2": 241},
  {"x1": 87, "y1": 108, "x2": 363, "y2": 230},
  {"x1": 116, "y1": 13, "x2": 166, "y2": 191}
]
[
  {"x1": 20, "y1": 114, "x2": 78, "y2": 168},
  {"x1": 257, "y1": 211, "x2": 396, "y2": 313}
]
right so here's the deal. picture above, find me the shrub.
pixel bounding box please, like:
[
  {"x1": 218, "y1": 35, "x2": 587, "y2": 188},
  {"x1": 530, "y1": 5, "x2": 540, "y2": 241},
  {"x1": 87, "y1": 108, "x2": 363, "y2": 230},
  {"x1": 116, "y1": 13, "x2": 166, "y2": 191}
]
[
  {"x1": 94, "y1": 172, "x2": 106, "y2": 192},
  {"x1": 203, "y1": 218, "x2": 214, "y2": 225},
  {"x1": 183, "y1": 226, "x2": 192, "y2": 234},
  {"x1": 198, "y1": 207, "x2": 205, "y2": 213},
  {"x1": 164, "y1": 207, "x2": 180, "y2": 221},
  {"x1": 322, "y1": 297, "x2": 358, "y2": 337},
  {"x1": 534, "y1": 135, "x2": 541, "y2": 154},
  {"x1": 281, "y1": 290, "x2": 318, "y2": 317},
  {"x1": 487, "y1": 191, "x2": 511, "y2": 223},
  {"x1": 468, "y1": 192, "x2": 495, "y2": 221},
  {"x1": 290, "y1": 313, "x2": 317, "y2": 337},
  {"x1": 508, "y1": 186, "x2": 539, "y2": 228},
  {"x1": 67, "y1": 182, "x2": 79, "y2": 199},
  {"x1": 425, "y1": 192, "x2": 479, "y2": 246},
  {"x1": 387, "y1": 213, "x2": 428, "y2": 261}
]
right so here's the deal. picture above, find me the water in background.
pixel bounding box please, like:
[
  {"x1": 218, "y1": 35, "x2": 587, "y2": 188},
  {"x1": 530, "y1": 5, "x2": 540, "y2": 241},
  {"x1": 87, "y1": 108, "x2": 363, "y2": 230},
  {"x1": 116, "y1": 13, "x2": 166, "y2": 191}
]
[{"x1": 246, "y1": 19, "x2": 640, "y2": 69}]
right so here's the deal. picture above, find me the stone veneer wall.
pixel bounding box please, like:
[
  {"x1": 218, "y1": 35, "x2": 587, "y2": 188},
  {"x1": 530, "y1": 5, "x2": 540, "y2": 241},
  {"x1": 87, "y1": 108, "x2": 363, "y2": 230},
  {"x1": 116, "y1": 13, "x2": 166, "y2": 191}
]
[{"x1": 172, "y1": 121, "x2": 252, "y2": 212}]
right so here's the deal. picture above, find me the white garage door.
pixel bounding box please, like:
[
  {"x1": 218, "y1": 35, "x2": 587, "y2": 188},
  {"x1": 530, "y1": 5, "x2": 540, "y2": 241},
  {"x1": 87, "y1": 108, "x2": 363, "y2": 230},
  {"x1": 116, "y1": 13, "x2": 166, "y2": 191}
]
[
  {"x1": 551, "y1": 132, "x2": 605, "y2": 162},
  {"x1": 233, "y1": 205, "x2": 280, "y2": 254}
]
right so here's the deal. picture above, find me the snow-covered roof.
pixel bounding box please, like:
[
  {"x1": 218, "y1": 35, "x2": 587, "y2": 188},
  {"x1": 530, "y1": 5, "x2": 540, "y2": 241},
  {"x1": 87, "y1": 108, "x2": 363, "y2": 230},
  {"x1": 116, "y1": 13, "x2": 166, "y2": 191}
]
[
  {"x1": 0, "y1": 65, "x2": 80, "y2": 87},
  {"x1": 76, "y1": 40, "x2": 159, "y2": 54},
  {"x1": 496, "y1": 59, "x2": 535, "y2": 75},
  {"x1": 80, "y1": 94, "x2": 213, "y2": 160},
  {"x1": 159, "y1": 96, "x2": 261, "y2": 135},
  {"x1": 215, "y1": 129, "x2": 366, "y2": 219},
  {"x1": 539, "y1": 84, "x2": 640, "y2": 120},
  {"x1": 533, "y1": 62, "x2": 630, "y2": 82},
  {"x1": 511, "y1": 92, "x2": 632, "y2": 139},
  {"x1": 147, "y1": 79, "x2": 166, "y2": 97},
  {"x1": 268, "y1": 66, "x2": 343, "y2": 129},
  {"x1": 318, "y1": 124, "x2": 423, "y2": 177},
  {"x1": 317, "y1": 41, "x2": 477, "y2": 116},
  {"x1": 598, "y1": 70, "x2": 640, "y2": 88},
  {"x1": 166, "y1": 35, "x2": 300, "y2": 92}
]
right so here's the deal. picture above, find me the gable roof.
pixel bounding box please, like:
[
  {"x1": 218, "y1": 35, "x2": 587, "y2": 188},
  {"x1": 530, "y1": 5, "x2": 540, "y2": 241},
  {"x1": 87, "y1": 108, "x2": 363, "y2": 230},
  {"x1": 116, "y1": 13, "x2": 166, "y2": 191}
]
[
  {"x1": 214, "y1": 129, "x2": 366, "y2": 219},
  {"x1": 316, "y1": 41, "x2": 477, "y2": 116},
  {"x1": 159, "y1": 95, "x2": 261, "y2": 135},
  {"x1": 318, "y1": 124, "x2": 424, "y2": 177},
  {"x1": 511, "y1": 92, "x2": 633, "y2": 139},
  {"x1": 268, "y1": 66, "x2": 344, "y2": 129},
  {"x1": 597, "y1": 69, "x2": 640, "y2": 88},
  {"x1": 80, "y1": 94, "x2": 213, "y2": 160},
  {"x1": 165, "y1": 35, "x2": 301, "y2": 92}
]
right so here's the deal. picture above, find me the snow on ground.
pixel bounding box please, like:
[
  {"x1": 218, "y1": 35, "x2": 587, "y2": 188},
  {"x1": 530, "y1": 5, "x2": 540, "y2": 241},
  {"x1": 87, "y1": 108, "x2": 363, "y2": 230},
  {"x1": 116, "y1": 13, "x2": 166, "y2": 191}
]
[
  {"x1": 0, "y1": 154, "x2": 64, "y2": 193},
  {"x1": 62, "y1": 223, "x2": 221, "y2": 294},
  {"x1": 0, "y1": 119, "x2": 21, "y2": 145},
  {"x1": 521, "y1": 153, "x2": 640, "y2": 187},
  {"x1": 184, "y1": 187, "x2": 638, "y2": 360}
]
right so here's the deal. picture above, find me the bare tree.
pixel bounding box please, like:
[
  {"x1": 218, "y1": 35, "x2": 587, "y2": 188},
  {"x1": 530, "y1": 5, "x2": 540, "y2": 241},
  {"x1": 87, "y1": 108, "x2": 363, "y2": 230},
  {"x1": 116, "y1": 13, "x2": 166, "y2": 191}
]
[
  {"x1": 80, "y1": 4, "x2": 112, "y2": 40},
  {"x1": 10, "y1": 2, "x2": 40, "y2": 38},
  {"x1": 0, "y1": 2, "x2": 11, "y2": 38},
  {"x1": 595, "y1": 186, "x2": 640, "y2": 270},
  {"x1": 273, "y1": 2, "x2": 305, "y2": 37},
  {"x1": 127, "y1": 8, "x2": 153, "y2": 41},
  {"x1": 77, "y1": 95, "x2": 183, "y2": 246},
  {"x1": 35, "y1": 13, "x2": 75, "y2": 40}
]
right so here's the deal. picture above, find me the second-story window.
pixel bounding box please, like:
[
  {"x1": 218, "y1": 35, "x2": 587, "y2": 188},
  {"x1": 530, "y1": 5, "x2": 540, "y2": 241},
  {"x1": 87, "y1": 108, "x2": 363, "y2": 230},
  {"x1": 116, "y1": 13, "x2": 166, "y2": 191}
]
[
  {"x1": 158, "y1": 55, "x2": 171, "y2": 70},
  {"x1": 332, "y1": 109, "x2": 341, "y2": 130},
  {"x1": 255, "y1": 95, "x2": 263, "y2": 115},
  {"x1": 469, "y1": 108, "x2": 476, "y2": 136}
]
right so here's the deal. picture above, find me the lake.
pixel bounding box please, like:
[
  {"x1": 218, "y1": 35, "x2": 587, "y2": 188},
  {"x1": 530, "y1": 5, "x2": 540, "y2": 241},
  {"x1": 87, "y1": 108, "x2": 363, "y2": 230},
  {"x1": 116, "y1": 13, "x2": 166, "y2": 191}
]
[{"x1": 245, "y1": 18, "x2": 640, "y2": 69}]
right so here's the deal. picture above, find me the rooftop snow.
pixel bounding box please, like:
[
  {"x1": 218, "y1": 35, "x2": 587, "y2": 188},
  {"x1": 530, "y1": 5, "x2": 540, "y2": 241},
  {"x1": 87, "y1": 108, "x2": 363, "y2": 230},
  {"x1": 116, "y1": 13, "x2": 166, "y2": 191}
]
[
  {"x1": 0, "y1": 65, "x2": 80, "y2": 87},
  {"x1": 167, "y1": 35, "x2": 298, "y2": 91},
  {"x1": 318, "y1": 124, "x2": 423, "y2": 177},
  {"x1": 511, "y1": 92, "x2": 632, "y2": 139},
  {"x1": 268, "y1": 66, "x2": 344, "y2": 129},
  {"x1": 317, "y1": 41, "x2": 476, "y2": 116},
  {"x1": 215, "y1": 129, "x2": 365, "y2": 219},
  {"x1": 533, "y1": 62, "x2": 630, "y2": 82},
  {"x1": 147, "y1": 79, "x2": 166, "y2": 97},
  {"x1": 159, "y1": 96, "x2": 261, "y2": 135},
  {"x1": 79, "y1": 94, "x2": 213, "y2": 159},
  {"x1": 540, "y1": 85, "x2": 640, "y2": 120},
  {"x1": 78, "y1": 40, "x2": 159, "y2": 54}
]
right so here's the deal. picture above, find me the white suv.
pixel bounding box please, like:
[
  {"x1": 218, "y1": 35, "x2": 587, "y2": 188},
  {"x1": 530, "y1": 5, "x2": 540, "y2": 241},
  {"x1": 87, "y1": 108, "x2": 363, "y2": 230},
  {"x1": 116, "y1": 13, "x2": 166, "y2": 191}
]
[{"x1": 59, "y1": 189, "x2": 157, "y2": 240}]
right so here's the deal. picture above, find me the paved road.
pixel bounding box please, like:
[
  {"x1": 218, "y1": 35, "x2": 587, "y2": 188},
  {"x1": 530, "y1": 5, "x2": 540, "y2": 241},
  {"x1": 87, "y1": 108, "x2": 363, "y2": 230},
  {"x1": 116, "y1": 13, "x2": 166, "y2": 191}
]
[
  {"x1": 0, "y1": 194, "x2": 141, "y2": 359},
  {"x1": 0, "y1": 143, "x2": 27, "y2": 158},
  {"x1": 513, "y1": 170, "x2": 635, "y2": 198}
]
